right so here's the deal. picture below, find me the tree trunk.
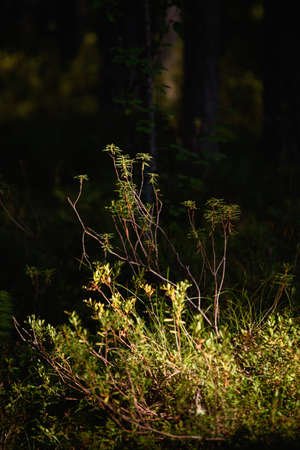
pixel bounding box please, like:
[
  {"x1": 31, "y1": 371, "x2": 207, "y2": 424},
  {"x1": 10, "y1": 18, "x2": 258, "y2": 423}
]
[
  {"x1": 263, "y1": 4, "x2": 300, "y2": 163},
  {"x1": 143, "y1": 0, "x2": 157, "y2": 205},
  {"x1": 182, "y1": 0, "x2": 220, "y2": 160}
]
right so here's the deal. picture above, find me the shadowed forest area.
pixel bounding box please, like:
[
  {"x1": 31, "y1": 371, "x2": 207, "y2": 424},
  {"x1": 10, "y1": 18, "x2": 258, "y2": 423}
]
[{"x1": 0, "y1": 1, "x2": 299, "y2": 449}]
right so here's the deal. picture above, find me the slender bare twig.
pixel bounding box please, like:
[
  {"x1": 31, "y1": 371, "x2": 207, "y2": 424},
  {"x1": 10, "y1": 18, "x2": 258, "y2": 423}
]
[{"x1": 0, "y1": 195, "x2": 33, "y2": 236}]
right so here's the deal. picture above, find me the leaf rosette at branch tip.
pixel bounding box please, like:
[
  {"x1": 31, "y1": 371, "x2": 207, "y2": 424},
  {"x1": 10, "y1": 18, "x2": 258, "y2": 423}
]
[{"x1": 74, "y1": 174, "x2": 89, "y2": 182}]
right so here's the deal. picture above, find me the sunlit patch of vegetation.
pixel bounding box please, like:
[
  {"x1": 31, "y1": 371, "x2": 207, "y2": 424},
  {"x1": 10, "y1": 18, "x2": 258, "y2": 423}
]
[{"x1": 1, "y1": 145, "x2": 298, "y2": 449}]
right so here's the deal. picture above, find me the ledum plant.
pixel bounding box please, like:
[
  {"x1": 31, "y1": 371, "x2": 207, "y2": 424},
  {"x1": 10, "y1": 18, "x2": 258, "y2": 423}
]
[
  {"x1": 68, "y1": 144, "x2": 240, "y2": 337},
  {"x1": 13, "y1": 144, "x2": 299, "y2": 445}
]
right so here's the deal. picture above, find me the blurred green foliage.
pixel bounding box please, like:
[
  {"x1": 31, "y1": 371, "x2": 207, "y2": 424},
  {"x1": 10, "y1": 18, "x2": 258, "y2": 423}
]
[{"x1": 0, "y1": 32, "x2": 99, "y2": 121}]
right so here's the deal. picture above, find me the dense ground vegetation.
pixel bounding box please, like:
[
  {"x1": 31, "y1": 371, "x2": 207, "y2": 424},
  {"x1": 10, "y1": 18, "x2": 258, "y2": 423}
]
[{"x1": 1, "y1": 146, "x2": 299, "y2": 449}]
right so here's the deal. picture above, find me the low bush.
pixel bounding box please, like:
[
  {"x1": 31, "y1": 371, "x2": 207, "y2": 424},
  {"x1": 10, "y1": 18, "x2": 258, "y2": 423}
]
[
  {"x1": 10, "y1": 277, "x2": 299, "y2": 448},
  {"x1": 2, "y1": 145, "x2": 298, "y2": 448}
]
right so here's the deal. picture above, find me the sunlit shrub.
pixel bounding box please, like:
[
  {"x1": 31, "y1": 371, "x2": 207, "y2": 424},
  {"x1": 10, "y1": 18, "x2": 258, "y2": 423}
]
[{"x1": 8, "y1": 145, "x2": 298, "y2": 448}]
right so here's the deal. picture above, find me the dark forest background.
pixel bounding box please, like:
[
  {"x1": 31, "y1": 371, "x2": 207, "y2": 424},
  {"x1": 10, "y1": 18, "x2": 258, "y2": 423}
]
[{"x1": 0, "y1": 0, "x2": 299, "y2": 330}]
